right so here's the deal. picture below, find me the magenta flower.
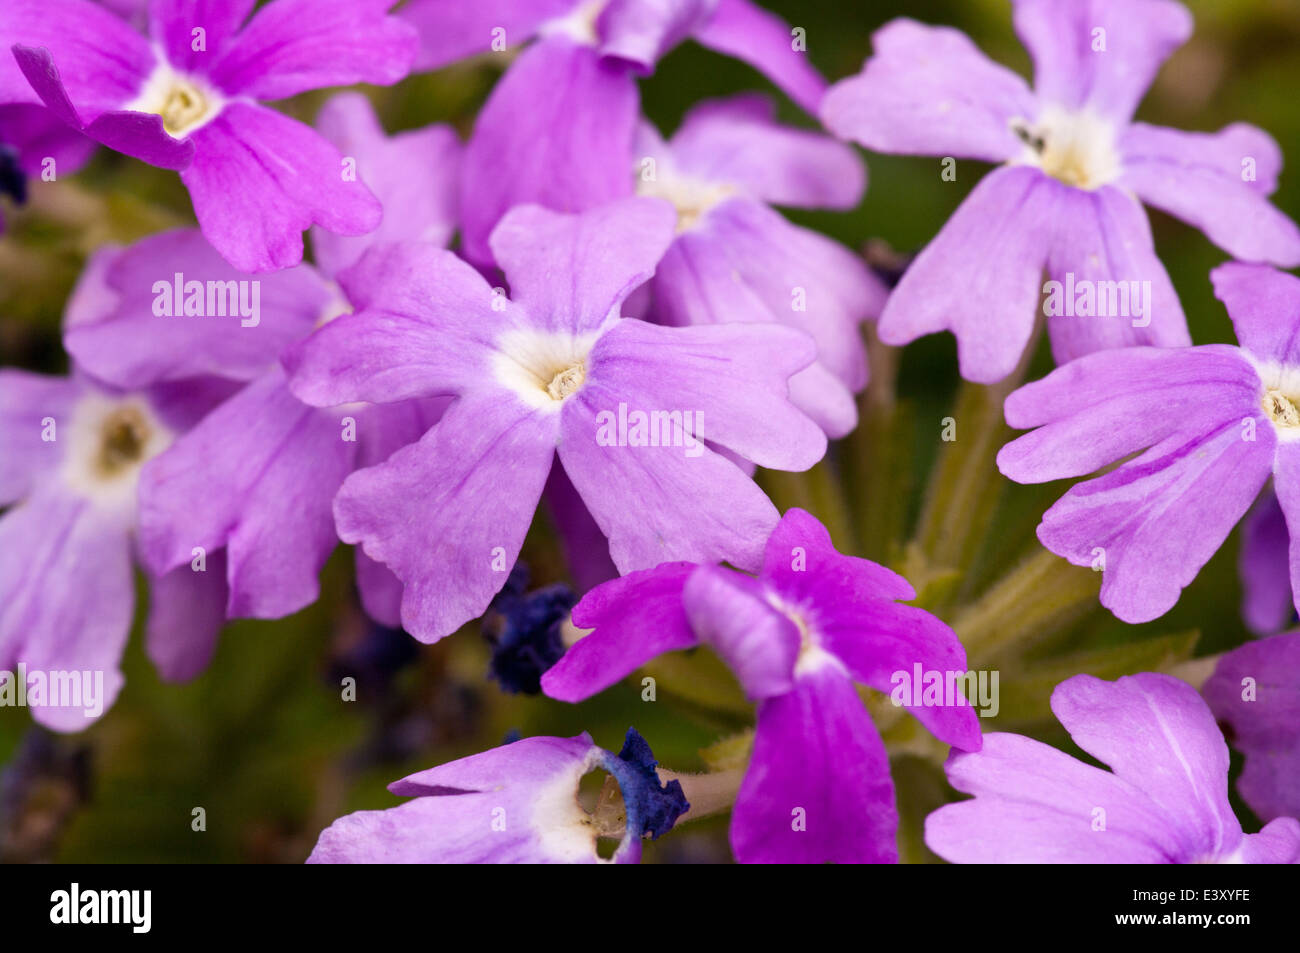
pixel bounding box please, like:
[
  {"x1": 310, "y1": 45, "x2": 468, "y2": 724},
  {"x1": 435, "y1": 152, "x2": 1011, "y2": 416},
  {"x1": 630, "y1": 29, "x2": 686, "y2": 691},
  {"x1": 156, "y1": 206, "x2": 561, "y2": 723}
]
[
  {"x1": 308, "y1": 729, "x2": 688, "y2": 864},
  {"x1": 821, "y1": 0, "x2": 1300, "y2": 383},
  {"x1": 0, "y1": 103, "x2": 95, "y2": 196},
  {"x1": 926, "y1": 673, "x2": 1300, "y2": 863},
  {"x1": 1203, "y1": 633, "x2": 1300, "y2": 827},
  {"x1": 635, "y1": 94, "x2": 887, "y2": 438},
  {"x1": 0, "y1": 367, "x2": 234, "y2": 730},
  {"x1": 0, "y1": 0, "x2": 418, "y2": 271},
  {"x1": 998, "y1": 263, "x2": 1300, "y2": 624},
  {"x1": 63, "y1": 93, "x2": 458, "y2": 625},
  {"x1": 284, "y1": 198, "x2": 826, "y2": 643},
  {"x1": 542, "y1": 508, "x2": 981, "y2": 863},
  {"x1": 400, "y1": 0, "x2": 826, "y2": 265}
]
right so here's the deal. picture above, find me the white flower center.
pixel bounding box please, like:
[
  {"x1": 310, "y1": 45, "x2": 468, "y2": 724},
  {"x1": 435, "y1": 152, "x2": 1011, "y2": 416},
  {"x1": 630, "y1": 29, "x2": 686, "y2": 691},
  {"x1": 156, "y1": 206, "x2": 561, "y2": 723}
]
[
  {"x1": 636, "y1": 171, "x2": 736, "y2": 233},
  {"x1": 1011, "y1": 105, "x2": 1120, "y2": 190},
  {"x1": 539, "y1": 0, "x2": 609, "y2": 45},
  {"x1": 125, "y1": 62, "x2": 224, "y2": 138},
  {"x1": 765, "y1": 593, "x2": 837, "y2": 676},
  {"x1": 1244, "y1": 353, "x2": 1300, "y2": 442},
  {"x1": 61, "y1": 393, "x2": 172, "y2": 512},
  {"x1": 493, "y1": 328, "x2": 599, "y2": 411}
]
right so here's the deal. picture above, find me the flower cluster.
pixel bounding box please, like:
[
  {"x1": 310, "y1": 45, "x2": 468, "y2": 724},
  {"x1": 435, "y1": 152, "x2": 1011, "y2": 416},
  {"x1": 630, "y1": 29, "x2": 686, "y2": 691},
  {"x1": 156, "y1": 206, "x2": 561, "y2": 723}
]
[{"x1": 1, "y1": 0, "x2": 1298, "y2": 866}]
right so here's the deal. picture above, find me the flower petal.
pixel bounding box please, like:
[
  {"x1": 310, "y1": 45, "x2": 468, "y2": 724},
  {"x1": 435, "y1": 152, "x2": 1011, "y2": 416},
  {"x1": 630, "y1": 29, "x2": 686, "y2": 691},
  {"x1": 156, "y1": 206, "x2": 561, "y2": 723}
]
[
  {"x1": 541, "y1": 562, "x2": 697, "y2": 702},
  {"x1": 1011, "y1": 0, "x2": 1192, "y2": 123},
  {"x1": 597, "y1": 0, "x2": 712, "y2": 73},
  {"x1": 1044, "y1": 185, "x2": 1190, "y2": 362},
  {"x1": 665, "y1": 94, "x2": 863, "y2": 209},
  {"x1": 285, "y1": 242, "x2": 524, "y2": 407},
  {"x1": 820, "y1": 18, "x2": 1035, "y2": 162},
  {"x1": 731, "y1": 666, "x2": 897, "y2": 863},
  {"x1": 557, "y1": 381, "x2": 780, "y2": 573},
  {"x1": 682, "y1": 565, "x2": 798, "y2": 700},
  {"x1": 489, "y1": 198, "x2": 676, "y2": 334},
  {"x1": 1120, "y1": 123, "x2": 1300, "y2": 266},
  {"x1": 589, "y1": 317, "x2": 826, "y2": 470},
  {"x1": 659, "y1": 198, "x2": 880, "y2": 389},
  {"x1": 138, "y1": 371, "x2": 355, "y2": 619},
  {"x1": 398, "y1": 0, "x2": 577, "y2": 71},
  {"x1": 1237, "y1": 489, "x2": 1294, "y2": 635},
  {"x1": 927, "y1": 731, "x2": 1183, "y2": 863},
  {"x1": 208, "y1": 0, "x2": 416, "y2": 100},
  {"x1": 998, "y1": 345, "x2": 1259, "y2": 483},
  {"x1": 691, "y1": 0, "x2": 827, "y2": 115},
  {"x1": 1211, "y1": 262, "x2": 1300, "y2": 366},
  {"x1": 145, "y1": 550, "x2": 229, "y2": 681},
  {"x1": 1050, "y1": 672, "x2": 1242, "y2": 860},
  {"x1": 310, "y1": 92, "x2": 461, "y2": 278},
  {"x1": 0, "y1": 0, "x2": 153, "y2": 109},
  {"x1": 877, "y1": 165, "x2": 1057, "y2": 383},
  {"x1": 1203, "y1": 633, "x2": 1300, "y2": 824},
  {"x1": 334, "y1": 393, "x2": 559, "y2": 643},
  {"x1": 459, "y1": 36, "x2": 638, "y2": 266},
  {"x1": 65, "y1": 229, "x2": 328, "y2": 387},
  {"x1": 11, "y1": 45, "x2": 193, "y2": 169},
  {"x1": 0, "y1": 488, "x2": 132, "y2": 731},
  {"x1": 0, "y1": 369, "x2": 79, "y2": 505},
  {"x1": 181, "y1": 102, "x2": 381, "y2": 273},
  {"x1": 148, "y1": 0, "x2": 255, "y2": 74},
  {"x1": 1239, "y1": 818, "x2": 1300, "y2": 864},
  {"x1": 1037, "y1": 419, "x2": 1274, "y2": 623}
]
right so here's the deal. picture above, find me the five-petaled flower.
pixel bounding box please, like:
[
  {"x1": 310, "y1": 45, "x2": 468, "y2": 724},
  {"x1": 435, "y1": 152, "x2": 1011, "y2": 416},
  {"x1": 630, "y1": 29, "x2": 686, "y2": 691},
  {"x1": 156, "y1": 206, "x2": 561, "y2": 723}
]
[
  {"x1": 0, "y1": 0, "x2": 418, "y2": 271},
  {"x1": 542, "y1": 508, "x2": 982, "y2": 863},
  {"x1": 821, "y1": 0, "x2": 1300, "y2": 383},
  {"x1": 926, "y1": 672, "x2": 1300, "y2": 863},
  {"x1": 999, "y1": 263, "x2": 1300, "y2": 624},
  {"x1": 308, "y1": 728, "x2": 688, "y2": 864},
  {"x1": 284, "y1": 198, "x2": 827, "y2": 644}
]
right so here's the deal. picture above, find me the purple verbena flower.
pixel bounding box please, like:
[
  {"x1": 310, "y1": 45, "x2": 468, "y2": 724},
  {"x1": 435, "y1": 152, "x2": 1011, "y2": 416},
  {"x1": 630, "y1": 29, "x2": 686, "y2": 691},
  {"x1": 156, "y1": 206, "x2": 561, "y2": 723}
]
[
  {"x1": 635, "y1": 94, "x2": 887, "y2": 438},
  {"x1": 998, "y1": 263, "x2": 1300, "y2": 624},
  {"x1": 62, "y1": 93, "x2": 458, "y2": 625},
  {"x1": 0, "y1": 367, "x2": 234, "y2": 729},
  {"x1": 541, "y1": 507, "x2": 982, "y2": 863},
  {"x1": 307, "y1": 728, "x2": 687, "y2": 863},
  {"x1": 926, "y1": 672, "x2": 1300, "y2": 863},
  {"x1": 0, "y1": 0, "x2": 418, "y2": 271},
  {"x1": 1203, "y1": 632, "x2": 1300, "y2": 826},
  {"x1": 401, "y1": 0, "x2": 826, "y2": 265},
  {"x1": 283, "y1": 198, "x2": 827, "y2": 643},
  {"x1": 821, "y1": 0, "x2": 1300, "y2": 383}
]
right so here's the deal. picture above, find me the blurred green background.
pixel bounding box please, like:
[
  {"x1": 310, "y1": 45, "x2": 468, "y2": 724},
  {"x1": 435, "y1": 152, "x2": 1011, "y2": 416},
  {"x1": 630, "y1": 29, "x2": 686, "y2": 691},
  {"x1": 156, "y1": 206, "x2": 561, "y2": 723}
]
[{"x1": 1, "y1": 0, "x2": 1297, "y2": 863}]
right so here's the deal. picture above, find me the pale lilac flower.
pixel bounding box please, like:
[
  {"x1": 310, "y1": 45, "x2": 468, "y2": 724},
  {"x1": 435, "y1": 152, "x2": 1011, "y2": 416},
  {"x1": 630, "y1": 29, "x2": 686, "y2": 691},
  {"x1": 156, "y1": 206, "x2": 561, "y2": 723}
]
[
  {"x1": 821, "y1": 0, "x2": 1300, "y2": 383},
  {"x1": 284, "y1": 198, "x2": 826, "y2": 643},
  {"x1": 0, "y1": 367, "x2": 234, "y2": 729},
  {"x1": 400, "y1": 0, "x2": 826, "y2": 265},
  {"x1": 307, "y1": 729, "x2": 688, "y2": 864},
  {"x1": 1203, "y1": 633, "x2": 1300, "y2": 826},
  {"x1": 998, "y1": 263, "x2": 1300, "y2": 624},
  {"x1": 542, "y1": 508, "x2": 981, "y2": 863},
  {"x1": 926, "y1": 673, "x2": 1300, "y2": 863},
  {"x1": 63, "y1": 94, "x2": 458, "y2": 625},
  {"x1": 635, "y1": 94, "x2": 886, "y2": 437},
  {"x1": 0, "y1": 0, "x2": 418, "y2": 271}
]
